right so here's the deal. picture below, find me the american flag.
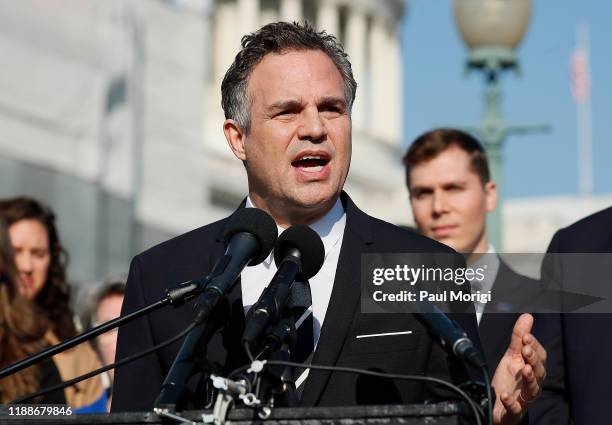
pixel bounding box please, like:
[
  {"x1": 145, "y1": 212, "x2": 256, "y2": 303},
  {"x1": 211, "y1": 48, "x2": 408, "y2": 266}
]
[{"x1": 571, "y1": 47, "x2": 590, "y2": 103}]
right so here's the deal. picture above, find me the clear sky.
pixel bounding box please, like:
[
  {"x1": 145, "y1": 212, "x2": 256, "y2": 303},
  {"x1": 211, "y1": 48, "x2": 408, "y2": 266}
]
[{"x1": 401, "y1": 1, "x2": 612, "y2": 199}]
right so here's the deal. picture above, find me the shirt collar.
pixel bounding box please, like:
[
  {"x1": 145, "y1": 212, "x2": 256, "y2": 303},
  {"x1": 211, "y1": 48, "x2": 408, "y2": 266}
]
[
  {"x1": 470, "y1": 244, "x2": 500, "y2": 292},
  {"x1": 245, "y1": 196, "x2": 346, "y2": 267}
]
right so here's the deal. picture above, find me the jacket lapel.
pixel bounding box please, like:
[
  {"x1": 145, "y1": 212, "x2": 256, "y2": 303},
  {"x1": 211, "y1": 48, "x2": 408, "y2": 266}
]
[
  {"x1": 214, "y1": 199, "x2": 249, "y2": 322},
  {"x1": 478, "y1": 262, "x2": 520, "y2": 368},
  {"x1": 301, "y1": 193, "x2": 373, "y2": 406}
]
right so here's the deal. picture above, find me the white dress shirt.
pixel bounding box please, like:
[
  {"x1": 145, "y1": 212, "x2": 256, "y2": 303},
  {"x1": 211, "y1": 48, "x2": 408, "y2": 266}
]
[
  {"x1": 470, "y1": 245, "x2": 500, "y2": 325},
  {"x1": 241, "y1": 197, "x2": 346, "y2": 347}
]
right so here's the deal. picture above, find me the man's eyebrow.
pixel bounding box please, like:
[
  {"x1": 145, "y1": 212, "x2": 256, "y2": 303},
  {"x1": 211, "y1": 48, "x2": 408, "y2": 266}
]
[
  {"x1": 267, "y1": 99, "x2": 302, "y2": 111},
  {"x1": 410, "y1": 184, "x2": 433, "y2": 193},
  {"x1": 267, "y1": 97, "x2": 347, "y2": 112},
  {"x1": 318, "y1": 96, "x2": 347, "y2": 108},
  {"x1": 442, "y1": 181, "x2": 467, "y2": 188}
]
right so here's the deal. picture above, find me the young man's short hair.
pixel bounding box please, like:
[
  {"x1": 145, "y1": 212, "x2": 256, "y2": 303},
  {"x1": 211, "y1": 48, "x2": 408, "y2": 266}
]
[{"x1": 403, "y1": 128, "x2": 491, "y2": 189}]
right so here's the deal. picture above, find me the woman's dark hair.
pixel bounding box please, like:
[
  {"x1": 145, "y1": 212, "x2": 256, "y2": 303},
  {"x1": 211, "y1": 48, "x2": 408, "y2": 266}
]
[
  {"x1": 0, "y1": 217, "x2": 48, "y2": 402},
  {"x1": 0, "y1": 197, "x2": 77, "y2": 341}
]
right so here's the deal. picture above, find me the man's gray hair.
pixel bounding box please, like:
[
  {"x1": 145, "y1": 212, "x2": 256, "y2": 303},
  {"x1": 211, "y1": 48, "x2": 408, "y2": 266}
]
[{"x1": 221, "y1": 21, "x2": 357, "y2": 134}]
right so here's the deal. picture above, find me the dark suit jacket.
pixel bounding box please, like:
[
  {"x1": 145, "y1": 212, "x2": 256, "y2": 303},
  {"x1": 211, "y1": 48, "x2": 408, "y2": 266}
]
[
  {"x1": 479, "y1": 261, "x2": 531, "y2": 375},
  {"x1": 478, "y1": 261, "x2": 570, "y2": 425},
  {"x1": 543, "y1": 206, "x2": 612, "y2": 425},
  {"x1": 112, "y1": 193, "x2": 482, "y2": 412}
]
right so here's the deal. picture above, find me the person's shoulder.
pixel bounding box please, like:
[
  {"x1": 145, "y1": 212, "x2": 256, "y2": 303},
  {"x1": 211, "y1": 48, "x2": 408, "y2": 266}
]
[
  {"x1": 496, "y1": 260, "x2": 538, "y2": 290},
  {"x1": 363, "y1": 215, "x2": 456, "y2": 254},
  {"x1": 561, "y1": 205, "x2": 612, "y2": 233},
  {"x1": 498, "y1": 259, "x2": 536, "y2": 281},
  {"x1": 135, "y1": 216, "x2": 228, "y2": 265},
  {"x1": 550, "y1": 206, "x2": 612, "y2": 252}
]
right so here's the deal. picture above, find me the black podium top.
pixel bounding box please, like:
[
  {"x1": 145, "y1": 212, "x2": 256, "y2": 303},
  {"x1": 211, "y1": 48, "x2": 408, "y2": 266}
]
[{"x1": 0, "y1": 403, "x2": 469, "y2": 425}]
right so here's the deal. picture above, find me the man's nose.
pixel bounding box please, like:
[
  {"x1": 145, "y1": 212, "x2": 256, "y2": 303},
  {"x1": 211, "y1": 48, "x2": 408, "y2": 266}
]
[
  {"x1": 297, "y1": 107, "x2": 326, "y2": 142},
  {"x1": 432, "y1": 191, "x2": 449, "y2": 216}
]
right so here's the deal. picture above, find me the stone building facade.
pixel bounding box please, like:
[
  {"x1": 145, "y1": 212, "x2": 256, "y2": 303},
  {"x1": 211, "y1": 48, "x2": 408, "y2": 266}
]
[{"x1": 0, "y1": 0, "x2": 407, "y2": 283}]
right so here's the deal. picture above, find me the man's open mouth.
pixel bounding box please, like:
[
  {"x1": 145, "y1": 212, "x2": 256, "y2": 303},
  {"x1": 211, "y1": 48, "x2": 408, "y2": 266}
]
[{"x1": 291, "y1": 153, "x2": 330, "y2": 172}]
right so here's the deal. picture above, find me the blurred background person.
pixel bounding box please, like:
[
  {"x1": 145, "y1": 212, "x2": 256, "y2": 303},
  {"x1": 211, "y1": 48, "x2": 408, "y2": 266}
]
[
  {"x1": 80, "y1": 279, "x2": 125, "y2": 412},
  {"x1": 0, "y1": 217, "x2": 65, "y2": 404},
  {"x1": 0, "y1": 197, "x2": 105, "y2": 410},
  {"x1": 543, "y1": 206, "x2": 612, "y2": 425},
  {"x1": 403, "y1": 128, "x2": 570, "y2": 425}
]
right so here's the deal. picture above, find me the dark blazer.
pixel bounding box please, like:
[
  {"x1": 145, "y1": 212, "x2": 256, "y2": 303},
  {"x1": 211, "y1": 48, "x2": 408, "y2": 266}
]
[
  {"x1": 478, "y1": 261, "x2": 570, "y2": 425},
  {"x1": 112, "y1": 193, "x2": 482, "y2": 412},
  {"x1": 543, "y1": 206, "x2": 612, "y2": 425},
  {"x1": 479, "y1": 261, "x2": 530, "y2": 373}
]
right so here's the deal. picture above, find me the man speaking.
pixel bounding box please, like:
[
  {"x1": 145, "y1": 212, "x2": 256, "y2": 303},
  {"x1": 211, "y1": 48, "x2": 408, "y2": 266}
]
[{"x1": 112, "y1": 22, "x2": 544, "y2": 424}]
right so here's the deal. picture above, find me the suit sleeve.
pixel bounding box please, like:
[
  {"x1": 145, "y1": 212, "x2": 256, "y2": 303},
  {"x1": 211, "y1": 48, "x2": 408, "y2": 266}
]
[
  {"x1": 111, "y1": 255, "x2": 165, "y2": 412},
  {"x1": 526, "y1": 231, "x2": 572, "y2": 424},
  {"x1": 541, "y1": 230, "x2": 561, "y2": 284},
  {"x1": 529, "y1": 313, "x2": 571, "y2": 425},
  {"x1": 546, "y1": 230, "x2": 562, "y2": 253}
]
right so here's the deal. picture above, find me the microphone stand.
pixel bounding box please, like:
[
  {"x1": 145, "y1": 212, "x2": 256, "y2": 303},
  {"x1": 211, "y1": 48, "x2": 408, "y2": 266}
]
[
  {"x1": 154, "y1": 298, "x2": 232, "y2": 412},
  {"x1": 154, "y1": 242, "x2": 254, "y2": 412},
  {"x1": 250, "y1": 318, "x2": 299, "y2": 407},
  {"x1": 0, "y1": 278, "x2": 208, "y2": 380}
]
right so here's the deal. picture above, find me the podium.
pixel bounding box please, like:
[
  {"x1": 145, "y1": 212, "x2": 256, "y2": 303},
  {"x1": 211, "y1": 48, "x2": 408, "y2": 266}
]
[{"x1": 0, "y1": 403, "x2": 471, "y2": 424}]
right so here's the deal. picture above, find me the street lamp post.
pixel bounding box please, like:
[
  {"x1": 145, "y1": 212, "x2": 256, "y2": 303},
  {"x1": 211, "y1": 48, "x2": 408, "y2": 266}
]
[{"x1": 453, "y1": 0, "x2": 550, "y2": 250}]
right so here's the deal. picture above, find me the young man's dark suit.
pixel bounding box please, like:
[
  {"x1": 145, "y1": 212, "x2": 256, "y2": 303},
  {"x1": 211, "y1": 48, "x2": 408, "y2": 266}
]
[
  {"x1": 542, "y1": 206, "x2": 612, "y2": 425},
  {"x1": 112, "y1": 193, "x2": 482, "y2": 412},
  {"x1": 478, "y1": 262, "x2": 570, "y2": 425}
]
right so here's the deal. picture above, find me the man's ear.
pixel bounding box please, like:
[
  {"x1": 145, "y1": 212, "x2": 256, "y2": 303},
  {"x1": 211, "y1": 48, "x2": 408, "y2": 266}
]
[
  {"x1": 224, "y1": 119, "x2": 246, "y2": 161},
  {"x1": 484, "y1": 180, "x2": 497, "y2": 213}
]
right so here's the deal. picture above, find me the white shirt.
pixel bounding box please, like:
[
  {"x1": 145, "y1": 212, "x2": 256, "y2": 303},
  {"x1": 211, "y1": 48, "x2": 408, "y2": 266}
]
[
  {"x1": 470, "y1": 245, "x2": 500, "y2": 325},
  {"x1": 241, "y1": 197, "x2": 346, "y2": 346}
]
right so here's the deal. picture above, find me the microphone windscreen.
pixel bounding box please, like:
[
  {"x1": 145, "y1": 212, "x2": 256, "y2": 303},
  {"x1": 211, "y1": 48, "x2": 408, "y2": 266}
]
[
  {"x1": 223, "y1": 208, "x2": 278, "y2": 264},
  {"x1": 274, "y1": 224, "x2": 325, "y2": 280}
]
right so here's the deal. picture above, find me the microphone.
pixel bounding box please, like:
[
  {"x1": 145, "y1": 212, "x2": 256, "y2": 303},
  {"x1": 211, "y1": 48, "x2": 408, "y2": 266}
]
[
  {"x1": 193, "y1": 207, "x2": 278, "y2": 323},
  {"x1": 242, "y1": 224, "x2": 325, "y2": 350},
  {"x1": 155, "y1": 208, "x2": 277, "y2": 410},
  {"x1": 414, "y1": 303, "x2": 486, "y2": 370}
]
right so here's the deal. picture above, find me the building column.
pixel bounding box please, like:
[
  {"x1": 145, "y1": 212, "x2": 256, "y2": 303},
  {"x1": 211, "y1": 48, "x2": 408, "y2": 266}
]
[
  {"x1": 209, "y1": 0, "x2": 241, "y2": 159},
  {"x1": 386, "y1": 25, "x2": 402, "y2": 144},
  {"x1": 213, "y1": 0, "x2": 240, "y2": 87},
  {"x1": 317, "y1": 0, "x2": 339, "y2": 36},
  {"x1": 280, "y1": 0, "x2": 302, "y2": 21},
  {"x1": 368, "y1": 16, "x2": 401, "y2": 144},
  {"x1": 238, "y1": 0, "x2": 260, "y2": 35},
  {"x1": 260, "y1": 3, "x2": 278, "y2": 26},
  {"x1": 345, "y1": 7, "x2": 367, "y2": 133}
]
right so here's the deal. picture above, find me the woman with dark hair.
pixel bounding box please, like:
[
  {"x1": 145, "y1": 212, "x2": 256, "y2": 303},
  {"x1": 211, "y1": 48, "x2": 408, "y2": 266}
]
[
  {"x1": 0, "y1": 197, "x2": 104, "y2": 409},
  {"x1": 0, "y1": 217, "x2": 65, "y2": 404},
  {"x1": 0, "y1": 197, "x2": 75, "y2": 340}
]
